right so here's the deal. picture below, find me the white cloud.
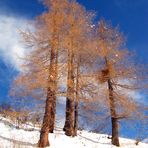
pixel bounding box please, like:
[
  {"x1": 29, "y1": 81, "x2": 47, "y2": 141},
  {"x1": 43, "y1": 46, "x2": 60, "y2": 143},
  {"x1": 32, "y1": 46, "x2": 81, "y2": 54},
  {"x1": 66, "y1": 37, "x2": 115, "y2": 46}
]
[{"x1": 0, "y1": 14, "x2": 30, "y2": 71}]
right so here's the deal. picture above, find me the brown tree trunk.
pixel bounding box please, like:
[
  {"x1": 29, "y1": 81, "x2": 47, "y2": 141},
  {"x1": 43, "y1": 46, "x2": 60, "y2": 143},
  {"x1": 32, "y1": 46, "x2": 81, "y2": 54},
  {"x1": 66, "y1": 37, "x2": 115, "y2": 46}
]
[
  {"x1": 105, "y1": 57, "x2": 120, "y2": 147},
  {"x1": 74, "y1": 92, "x2": 78, "y2": 136},
  {"x1": 108, "y1": 79, "x2": 120, "y2": 147},
  {"x1": 48, "y1": 10, "x2": 62, "y2": 133},
  {"x1": 111, "y1": 117, "x2": 119, "y2": 146},
  {"x1": 74, "y1": 58, "x2": 80, "y2": 136},
  {"x1": 38, "y1": 132, "x2": 49, "y2": 147},
  {"x1": 49, "y1": 47, "x2": 58, "y2": 133},
  {"x1": 49, "y1": 94, "x2": 56, "y2": 133},
  {"x1": 38, "y1": 88, "x2": 54, "y2": 147},
  {"x1": 64, "y1": 45, "x2": 75, "y2": 136},
  {"x1": 38, "y1": 46, "x2": 56, "y2": 147}
]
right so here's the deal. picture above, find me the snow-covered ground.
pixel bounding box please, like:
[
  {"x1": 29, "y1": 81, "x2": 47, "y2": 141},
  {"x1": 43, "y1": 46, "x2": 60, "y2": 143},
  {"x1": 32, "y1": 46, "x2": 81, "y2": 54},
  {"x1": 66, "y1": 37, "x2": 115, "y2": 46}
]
[{"x1": 0, "y1": 116, "x2": 147, "y2": 148}]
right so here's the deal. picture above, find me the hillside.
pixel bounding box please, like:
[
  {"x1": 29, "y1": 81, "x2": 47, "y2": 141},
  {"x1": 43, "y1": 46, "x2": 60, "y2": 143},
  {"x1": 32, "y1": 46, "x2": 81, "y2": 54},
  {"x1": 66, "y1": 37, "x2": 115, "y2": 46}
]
[{"x1": 0, "y1": 116, "x2": 147, "y2": 148}]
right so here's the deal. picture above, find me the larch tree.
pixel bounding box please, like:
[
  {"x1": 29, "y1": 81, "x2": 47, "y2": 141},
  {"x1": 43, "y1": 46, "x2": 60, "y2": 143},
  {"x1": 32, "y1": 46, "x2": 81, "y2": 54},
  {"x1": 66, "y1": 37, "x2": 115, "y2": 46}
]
[
  {"x1": 36, "y1": 0, "x2": 69, "y2": 146},
  {"x1": 73, "y1": 30, "x2": 96, "y2": 136},
  {"x1": 11, "y1": 0, "x2": 69, "y2": 147},
  {"x1": 94, "y1": 19, "x2": 143, "y2": 146},
  {"x1": 63, "y1": 0, "x2": 93, "y2": 136}
]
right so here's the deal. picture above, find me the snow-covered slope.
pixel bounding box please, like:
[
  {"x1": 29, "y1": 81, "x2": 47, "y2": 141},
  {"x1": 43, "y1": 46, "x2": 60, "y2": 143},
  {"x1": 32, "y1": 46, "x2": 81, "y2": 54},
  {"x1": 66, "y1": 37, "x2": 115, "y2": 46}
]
[{"x1": 0, "y1": 116, "x2": 147, "y2": 148}]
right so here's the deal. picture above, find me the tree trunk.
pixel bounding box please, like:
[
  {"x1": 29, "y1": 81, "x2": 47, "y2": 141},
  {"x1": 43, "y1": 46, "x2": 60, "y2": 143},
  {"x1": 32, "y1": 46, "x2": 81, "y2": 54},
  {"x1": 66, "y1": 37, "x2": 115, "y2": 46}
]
[
  {"x1": 49, "y1": 94, "x2": 56, "y2": 133},
  {"x1": 38, "y1": 132, "x2": 49, "y2": 147},
  {"x1": 74, "y1": 93, "x2": 78, "y2": 136},
  {"x1": 38, "y1": 46, "x2": 56, "y2": 146},
  {"x1": 74, "y1": 58, "x2": 80, "y2": 136},
  {"x1": 64, "y1": 45, "x2": 75, "y2": 136},
  {"x1": 111, "y1": 117, "x2": 120, "y2": 146},
  {"x1": 105, "y1": 57, "x2": 120, "y2": 147},
  {"x1": 38, "y1": 88, "x2": 54, "y2": 147},
  {"x1": 49, "y1": 47, "x2": 58, "y2": 133},
  {"x1": 108, "y1": 79, "x2": 120, "y2": 147},
  {"x1": 48, "y1": 19, "x2": 59, "y2": 132}
]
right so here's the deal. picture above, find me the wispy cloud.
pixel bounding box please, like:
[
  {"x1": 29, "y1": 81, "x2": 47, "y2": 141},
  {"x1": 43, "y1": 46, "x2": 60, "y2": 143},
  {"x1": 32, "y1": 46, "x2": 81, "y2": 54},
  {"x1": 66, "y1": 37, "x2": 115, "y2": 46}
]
[{"x1": 0, "y1": 14, "x2": 30, "y2": 71}]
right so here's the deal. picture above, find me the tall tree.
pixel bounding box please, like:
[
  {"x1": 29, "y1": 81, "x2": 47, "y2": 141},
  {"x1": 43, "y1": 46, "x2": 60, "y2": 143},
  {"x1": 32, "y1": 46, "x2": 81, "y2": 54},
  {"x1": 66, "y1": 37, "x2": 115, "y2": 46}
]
[
  {"x1": 94, "y1": 20, "x2": 141, "y2": 146},
  {"x1": 12, "y1": 0, "x2": 69, "y2": 147},
  {"x1": 63, "y1": 1, "x2": 93, "y2": 136},
  {"x1": 38, "y1": 0, "x2": 69, "y2": 146}
]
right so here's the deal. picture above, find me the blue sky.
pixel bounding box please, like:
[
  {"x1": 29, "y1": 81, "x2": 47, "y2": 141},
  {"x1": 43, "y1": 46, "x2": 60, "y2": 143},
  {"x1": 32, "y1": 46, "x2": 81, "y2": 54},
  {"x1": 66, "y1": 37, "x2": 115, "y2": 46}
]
[
  {"x1": 0, "y1": 0, "x2": 148, "y2": 62},
  {"x1": 1, "y1": 0, "x2": 148, "y2": 60},
  {"x1": 0, "y1": 0, "x2": 147, "y2": 139},
  {"x1": 0, "y1": 1, "x2": 147, "y2": 99},
  {"x1": 0, "y1": 0, "x2": 147, "y2": 101}
]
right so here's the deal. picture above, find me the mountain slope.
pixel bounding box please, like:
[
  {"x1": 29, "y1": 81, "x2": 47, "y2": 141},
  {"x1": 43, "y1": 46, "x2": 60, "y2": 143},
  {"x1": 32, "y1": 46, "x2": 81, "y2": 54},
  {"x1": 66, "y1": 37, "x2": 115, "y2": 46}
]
[{"x1": 0, "y1": 116, "x2": 147, "y2": 148}]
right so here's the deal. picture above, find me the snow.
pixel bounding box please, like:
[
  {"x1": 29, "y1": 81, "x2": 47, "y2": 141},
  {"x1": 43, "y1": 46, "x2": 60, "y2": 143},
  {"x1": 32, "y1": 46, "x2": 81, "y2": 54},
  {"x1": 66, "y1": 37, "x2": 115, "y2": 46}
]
[{"x1": 0, "y1": 116, "x2": 147, "y2": 148}]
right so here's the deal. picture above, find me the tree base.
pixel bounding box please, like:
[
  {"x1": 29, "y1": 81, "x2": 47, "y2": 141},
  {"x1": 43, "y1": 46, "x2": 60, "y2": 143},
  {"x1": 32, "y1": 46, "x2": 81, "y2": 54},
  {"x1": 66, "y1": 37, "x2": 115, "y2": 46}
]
[
  {"x1": 38, "y1": 140, "x2": 50, "y2": 148},
  {"x1": 73, "y1": 128, "x2": 77, "y2": 136},
  {"x1": 38, "y1": 132, "x2": 50, "y2": 148},
  {"x1": 65, "y1": 127, "x2": 75, "y2": 137},
  {"x1": 112, "y1": 138, "x2": 120, "y2": 147},
  {"x1": 65, "y1": 130, "x2": 74, "y2": 137}
]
